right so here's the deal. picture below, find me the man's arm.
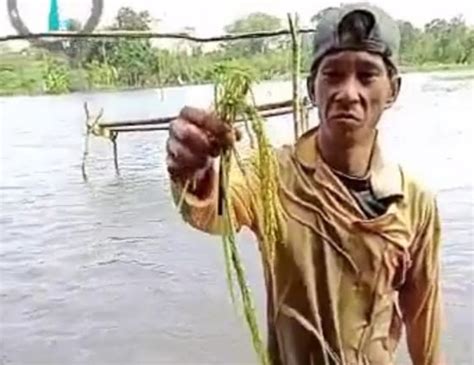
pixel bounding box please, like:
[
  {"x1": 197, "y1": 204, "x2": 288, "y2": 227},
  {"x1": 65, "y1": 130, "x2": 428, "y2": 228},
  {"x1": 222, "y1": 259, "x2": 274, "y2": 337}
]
[
  {"x1": 170, "y1": 151, "x2": 261, "y2": 235},
  {"x1": 166, "y1": 106, "x2": 262, "y2": 237},
  {"x1": 399, "y1": 197, "x2": 444, "y2": 365}
]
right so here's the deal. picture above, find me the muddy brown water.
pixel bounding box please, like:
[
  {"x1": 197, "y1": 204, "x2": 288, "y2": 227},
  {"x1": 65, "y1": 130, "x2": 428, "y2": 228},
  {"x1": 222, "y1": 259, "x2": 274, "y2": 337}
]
[{"x1": 0, "y1": 71, "x2": 473, "y2": 364}]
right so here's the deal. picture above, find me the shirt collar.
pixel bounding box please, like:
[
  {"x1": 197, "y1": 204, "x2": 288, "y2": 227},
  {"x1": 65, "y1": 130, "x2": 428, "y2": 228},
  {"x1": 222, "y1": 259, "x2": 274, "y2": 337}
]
[{"x1": 294, "y1": 127, "x2": 403, "y2": 200}]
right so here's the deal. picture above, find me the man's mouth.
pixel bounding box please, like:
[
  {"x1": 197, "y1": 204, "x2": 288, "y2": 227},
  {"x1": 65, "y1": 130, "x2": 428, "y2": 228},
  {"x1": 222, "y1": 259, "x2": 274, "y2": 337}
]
[{"x1": 329, "y1": 112, "x2": 361, "y2": 123}]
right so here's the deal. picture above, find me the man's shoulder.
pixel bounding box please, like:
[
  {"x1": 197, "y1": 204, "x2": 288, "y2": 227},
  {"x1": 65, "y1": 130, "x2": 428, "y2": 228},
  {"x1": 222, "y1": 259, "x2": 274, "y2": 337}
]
[
  {"x1": 401, "y1": 166, "x2": 436, "y2": 200},
  {"x1": 273, "y1": 143, "x2": 302, "y2": 173},
  {"x1": 274, "y1": 143, "x2": 295, "y2": 159},
  {"x1": 400, "y1": 165, "x2": 438, "y2": 221}
]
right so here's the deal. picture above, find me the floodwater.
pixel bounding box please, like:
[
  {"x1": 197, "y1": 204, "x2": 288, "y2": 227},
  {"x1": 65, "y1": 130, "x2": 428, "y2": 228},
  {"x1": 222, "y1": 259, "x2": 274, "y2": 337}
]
[{"x1": 0, "y1": 71, "x2": 473, "y2": 365}]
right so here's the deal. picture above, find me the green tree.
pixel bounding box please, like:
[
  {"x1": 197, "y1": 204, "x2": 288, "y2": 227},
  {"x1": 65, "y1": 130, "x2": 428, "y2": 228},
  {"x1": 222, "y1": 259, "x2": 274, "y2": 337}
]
[
  {"x1": 223, "y1": 13, "x2": 283, "y2": 56},
  {"x1": 113, "y1": 7, "x2": 152, "y2": 31},
  {"x1": 422, "y1": 16, "x2": 473, "y2": 63},
  {"x1": 461, "y1": 29, "x2": 474, "y2": 63},
  {"x1": 424, "y1": 18, "x2": 450, "y2": 62},
  {"x1": 445, "y1": 16, "x2": 471, "y2": 63},
  {"x1": 84, "y1": 7, "x2": 156, "y2": 87},
  {"x1": 397, "y1": 20, "x2": 422, "y2": 64},
  {"x1": 302, "y1": 7, "x2": 338, "y2": 69}
]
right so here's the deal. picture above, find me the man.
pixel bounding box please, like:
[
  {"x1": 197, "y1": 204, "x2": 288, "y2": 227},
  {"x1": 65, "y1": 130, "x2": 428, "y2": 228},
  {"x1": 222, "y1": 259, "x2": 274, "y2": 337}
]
[{"x1": 166, "y1": 3, "x2": 443, "y2": 365}]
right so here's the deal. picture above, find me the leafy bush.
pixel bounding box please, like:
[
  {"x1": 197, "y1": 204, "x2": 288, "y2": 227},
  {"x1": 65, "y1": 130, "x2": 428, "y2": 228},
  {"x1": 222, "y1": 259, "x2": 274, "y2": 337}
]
[{"x1": 42, "y1": 56, "x2": 71, "y2": 94}]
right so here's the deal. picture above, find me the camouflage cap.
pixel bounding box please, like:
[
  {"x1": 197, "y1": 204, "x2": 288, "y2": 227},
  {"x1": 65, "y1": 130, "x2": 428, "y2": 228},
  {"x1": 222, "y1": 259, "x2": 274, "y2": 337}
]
[{"x1": 310, "y1": 3, "x2": 401, "y2": 72}]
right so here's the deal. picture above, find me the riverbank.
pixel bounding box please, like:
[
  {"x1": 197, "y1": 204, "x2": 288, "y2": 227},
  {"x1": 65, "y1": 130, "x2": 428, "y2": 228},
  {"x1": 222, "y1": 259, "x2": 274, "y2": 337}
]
[
  {"x1": 400, "y1": 63, "x2": 474, "y2": 73},
  {"x1": 1, "y1": 51, "x2": 473, "y2": 97}
]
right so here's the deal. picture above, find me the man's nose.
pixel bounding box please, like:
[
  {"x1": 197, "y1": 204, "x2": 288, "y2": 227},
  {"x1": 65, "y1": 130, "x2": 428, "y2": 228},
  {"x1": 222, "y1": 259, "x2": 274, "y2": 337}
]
[{"x1": 334, "y1": 76, "x2": 360, "y2": 106}]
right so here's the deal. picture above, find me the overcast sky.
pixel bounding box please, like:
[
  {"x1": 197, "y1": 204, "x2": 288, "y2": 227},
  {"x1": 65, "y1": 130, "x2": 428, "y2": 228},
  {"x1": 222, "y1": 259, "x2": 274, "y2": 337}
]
[{"x1": 1, "y1": 0, "x2": 473, "y2": 36}]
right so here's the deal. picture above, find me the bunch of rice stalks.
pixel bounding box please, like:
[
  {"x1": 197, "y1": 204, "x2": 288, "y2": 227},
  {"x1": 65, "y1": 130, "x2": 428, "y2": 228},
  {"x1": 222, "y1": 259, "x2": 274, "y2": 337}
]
[
  {"x1": 212, "y1": 62, "x2": 281, "y2": 365},
  {"x1": 177, "y1": 14, "x2": 304, "y2": 364}
]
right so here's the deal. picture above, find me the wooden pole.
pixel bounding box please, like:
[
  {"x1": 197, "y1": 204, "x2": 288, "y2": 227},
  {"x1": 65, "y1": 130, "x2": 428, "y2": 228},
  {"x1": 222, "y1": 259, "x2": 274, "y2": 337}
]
[
  {"x1": 81, "y1": 133, "x2": 90, "y2": 182},
  {"x1": 98, "y1": 100, "x2": 295, "y2": 129},
  {"x1": 78, "y1": 92, "x2": 313, "y2": 180},
  {"x1": 288, "y1": 13, "x2": 302, "y2": 141},
  {"x1": 81, "y1": 102, "x2": 91, "y2": 182},
  {"x1": 81, "y1": 103, "x2": 106, "y2": 181},
  {"x1": 111, "y1": 134, "x2": 119, "y2": 176},
  {"x1": 105, "y1": 105, "x2": 312, "y2": 133},
  {"x1": 0, "y1": 28, "x2": 316, "y2": 43}
]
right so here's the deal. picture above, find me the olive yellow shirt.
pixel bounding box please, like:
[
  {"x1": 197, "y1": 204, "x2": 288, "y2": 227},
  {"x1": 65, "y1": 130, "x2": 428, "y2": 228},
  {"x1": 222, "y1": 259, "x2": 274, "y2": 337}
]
[{"x1": 170, "y1": 127, "x2": 443, "y2": 365}]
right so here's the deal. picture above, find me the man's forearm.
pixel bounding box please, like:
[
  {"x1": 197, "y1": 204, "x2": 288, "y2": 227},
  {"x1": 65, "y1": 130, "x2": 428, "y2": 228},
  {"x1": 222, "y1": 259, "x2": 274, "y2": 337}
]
[{"x1": 171, "y1": 153, "x2": 258, "y2": 236}]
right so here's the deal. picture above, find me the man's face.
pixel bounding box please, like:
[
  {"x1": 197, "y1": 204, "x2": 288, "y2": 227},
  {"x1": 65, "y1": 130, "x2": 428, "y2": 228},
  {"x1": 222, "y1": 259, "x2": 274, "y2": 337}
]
[{"x1": 311, "y1": 50, "x2": 399, "y2": 136}]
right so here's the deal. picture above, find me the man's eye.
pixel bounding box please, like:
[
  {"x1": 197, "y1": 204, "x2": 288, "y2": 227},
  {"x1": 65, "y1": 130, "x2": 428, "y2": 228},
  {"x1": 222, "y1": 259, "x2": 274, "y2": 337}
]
[
  {"x1": 359, "y1": 72, "x2": 377, "y2": 82},
  {"x1": 323, "y1": 71, "x2": 343, "y2": 79}
]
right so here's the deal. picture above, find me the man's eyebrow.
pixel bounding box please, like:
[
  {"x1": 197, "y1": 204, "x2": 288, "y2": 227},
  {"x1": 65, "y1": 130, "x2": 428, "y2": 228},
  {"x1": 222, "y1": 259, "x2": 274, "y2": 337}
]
[
  {"x1": 358, "y1": 59, "x2": 384, "y2": 71},
  {"x1": 320, "y1": 58, "x2": 346, "y2": 69}
]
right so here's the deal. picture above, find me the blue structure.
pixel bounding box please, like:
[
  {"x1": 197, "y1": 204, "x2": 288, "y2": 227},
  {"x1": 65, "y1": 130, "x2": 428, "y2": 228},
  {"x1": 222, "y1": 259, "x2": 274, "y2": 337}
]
[{"x1": 48, "y1": 0, "x2": 60, "y2": 31}]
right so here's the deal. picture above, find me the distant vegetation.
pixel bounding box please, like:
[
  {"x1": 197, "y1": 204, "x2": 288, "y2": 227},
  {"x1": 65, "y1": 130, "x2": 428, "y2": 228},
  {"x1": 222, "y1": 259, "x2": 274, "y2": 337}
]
[{"x1": 0, "y1": 6, "x2": 473, "y2": 96}]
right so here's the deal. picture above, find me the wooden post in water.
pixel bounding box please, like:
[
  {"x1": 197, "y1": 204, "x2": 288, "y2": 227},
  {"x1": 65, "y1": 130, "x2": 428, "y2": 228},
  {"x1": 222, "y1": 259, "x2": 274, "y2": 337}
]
[
  {"x1": 81, "y1": 133, "x2": 90, "y2": 181},
  {"x1": 81, "y1": 102, "x2": 106, "y2": 181},
  {"x1": 111, "y1": 132, "x2": 120, "y2": 176},
  {"x1": 81, "y1": 102, "x2": 91, "y2": 182}
]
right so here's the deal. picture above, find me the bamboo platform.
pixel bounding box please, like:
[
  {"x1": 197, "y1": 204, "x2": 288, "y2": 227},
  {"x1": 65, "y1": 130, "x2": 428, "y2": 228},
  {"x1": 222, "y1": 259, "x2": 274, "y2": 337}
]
[{"x1": 80, "y1": 97, "x2": 313, "y2": 181}]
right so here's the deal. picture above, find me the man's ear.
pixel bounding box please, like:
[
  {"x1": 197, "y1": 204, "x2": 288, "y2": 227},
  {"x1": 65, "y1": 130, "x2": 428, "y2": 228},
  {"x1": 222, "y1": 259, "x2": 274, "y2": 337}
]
[{"x1": 385, "y1": 75, "x2": 401, "y2": 110}]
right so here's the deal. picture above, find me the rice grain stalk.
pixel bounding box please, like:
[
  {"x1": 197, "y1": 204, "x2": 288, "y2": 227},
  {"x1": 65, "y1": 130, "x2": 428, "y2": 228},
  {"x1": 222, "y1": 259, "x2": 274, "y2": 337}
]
[
  {"x1": 174, "y1": 62, "x2": 281, "y2": 365},
  {"x1": 212, "y1": 63, "x2": 282, "y2": 365}
]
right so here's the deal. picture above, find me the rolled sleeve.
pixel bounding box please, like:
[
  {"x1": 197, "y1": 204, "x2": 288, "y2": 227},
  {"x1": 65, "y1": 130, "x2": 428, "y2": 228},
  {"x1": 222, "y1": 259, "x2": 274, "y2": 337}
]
[
  {"x1": 170, "y1": 152, "x2": 260, "y2": 236},
  {"x1": 399, "y1": 197, "x2": 443, "y2": 365}
]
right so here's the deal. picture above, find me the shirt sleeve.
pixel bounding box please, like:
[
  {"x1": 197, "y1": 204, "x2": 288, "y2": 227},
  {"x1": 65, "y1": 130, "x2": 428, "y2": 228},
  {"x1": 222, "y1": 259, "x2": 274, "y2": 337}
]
[
  {"x1": 399, "y1": 196, "x2": 443, "y2": 365},
  {"x1": 170, "y1": 150, "x2": 261, "y2": 236}
]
